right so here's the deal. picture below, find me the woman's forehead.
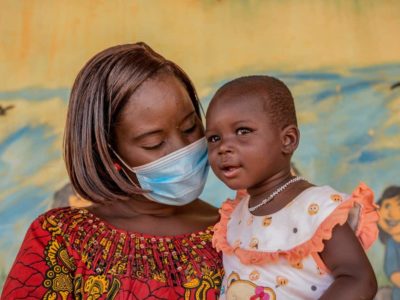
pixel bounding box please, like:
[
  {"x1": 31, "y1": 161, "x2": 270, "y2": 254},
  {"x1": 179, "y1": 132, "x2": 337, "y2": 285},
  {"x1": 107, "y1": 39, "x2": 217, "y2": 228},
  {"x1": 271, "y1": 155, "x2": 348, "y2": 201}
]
[
  {"x1": 123, "y1": 74, "x2": 192, "y2": 112},
  {"x1": 115, "y1": 80, "x2": 196, "y2": 136}
]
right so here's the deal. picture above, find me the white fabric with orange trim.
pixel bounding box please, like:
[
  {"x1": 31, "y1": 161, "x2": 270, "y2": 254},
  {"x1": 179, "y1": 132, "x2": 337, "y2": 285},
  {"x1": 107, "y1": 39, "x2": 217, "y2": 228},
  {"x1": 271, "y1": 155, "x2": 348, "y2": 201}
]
[{"x1": 213, "y1": 183, "x2": 379, "y2": 300}]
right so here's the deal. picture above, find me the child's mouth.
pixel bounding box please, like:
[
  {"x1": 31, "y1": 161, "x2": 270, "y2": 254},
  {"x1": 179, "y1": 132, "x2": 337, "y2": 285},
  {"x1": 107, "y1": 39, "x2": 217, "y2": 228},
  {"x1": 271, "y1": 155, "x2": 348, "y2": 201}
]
[{"x1": 221, "y1": 166, "x2": 240, "y2": 178}]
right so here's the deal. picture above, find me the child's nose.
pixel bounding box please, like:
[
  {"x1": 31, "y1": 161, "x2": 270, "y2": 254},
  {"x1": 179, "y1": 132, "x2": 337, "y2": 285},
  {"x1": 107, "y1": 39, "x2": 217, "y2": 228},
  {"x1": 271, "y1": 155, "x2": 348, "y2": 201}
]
[{"x1": 218, "y1": 138, "x2": 234, "y2": 155}]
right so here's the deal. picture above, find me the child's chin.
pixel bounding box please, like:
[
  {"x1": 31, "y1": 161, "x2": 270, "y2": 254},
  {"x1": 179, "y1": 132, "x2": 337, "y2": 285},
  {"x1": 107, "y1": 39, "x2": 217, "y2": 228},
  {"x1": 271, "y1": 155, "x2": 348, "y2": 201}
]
[
  {"x1": 224, "y1": 182, "x2": 247, "y2": 191},
  {"x1": 215, "y1": 174, "x2": 246, "y2": 190}
]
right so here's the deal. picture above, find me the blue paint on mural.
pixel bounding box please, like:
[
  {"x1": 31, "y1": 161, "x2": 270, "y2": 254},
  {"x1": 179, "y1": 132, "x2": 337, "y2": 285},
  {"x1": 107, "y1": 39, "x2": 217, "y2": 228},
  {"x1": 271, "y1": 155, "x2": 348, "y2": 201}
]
[
  {"x1": 314, "y1": 80, "x2": 380, "y2": 103},
  {"x1": 0, "y1": 186, "x2": 50, "y2": 225},
  {"x1": 0, "y1": 125, "x2": 60, "y2": 191},
  {"x1": 290, "y1": 71, "x2": 343, "y2": 81},
  {"x1": 0, "y1": 87, "x2": 70, "y2": 102}
]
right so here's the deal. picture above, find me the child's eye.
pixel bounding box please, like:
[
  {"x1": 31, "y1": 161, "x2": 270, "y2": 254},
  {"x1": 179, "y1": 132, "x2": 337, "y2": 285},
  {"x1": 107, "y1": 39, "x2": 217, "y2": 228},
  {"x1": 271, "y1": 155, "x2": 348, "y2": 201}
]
[
  {"x1": 207, "y1": 135, "x2": 220, "y2": 143},
  {"x1": 142, "y1": 141, "x2": 164, "y2": 150},
  {"x1": 236, "y1": 127, "x2": 252, "y2": 135}
]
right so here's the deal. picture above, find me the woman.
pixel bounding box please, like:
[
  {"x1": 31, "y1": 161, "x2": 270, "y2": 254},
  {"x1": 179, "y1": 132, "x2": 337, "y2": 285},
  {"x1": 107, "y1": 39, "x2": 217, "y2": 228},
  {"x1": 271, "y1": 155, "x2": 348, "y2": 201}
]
[{"x1": 2, "y1": 43, "x2": 223, "y2": 299}]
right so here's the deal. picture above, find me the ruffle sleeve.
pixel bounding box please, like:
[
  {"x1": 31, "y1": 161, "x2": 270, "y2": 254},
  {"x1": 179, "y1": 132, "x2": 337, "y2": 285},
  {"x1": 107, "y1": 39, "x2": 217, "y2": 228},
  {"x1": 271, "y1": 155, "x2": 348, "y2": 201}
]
[{"x1": 212, "y1": 183, "x2": 379, "y2": 267}]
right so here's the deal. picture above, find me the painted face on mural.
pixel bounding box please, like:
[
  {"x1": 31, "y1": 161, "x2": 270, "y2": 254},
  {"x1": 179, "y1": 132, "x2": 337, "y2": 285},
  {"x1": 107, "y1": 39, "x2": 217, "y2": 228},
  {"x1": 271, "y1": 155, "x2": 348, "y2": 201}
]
[
  {"x1": 205, "y1": 89, "x2": 286, "y2": 190},
  {"x1": 378, "y1": 196, "x2": 400, "y2": 240}
]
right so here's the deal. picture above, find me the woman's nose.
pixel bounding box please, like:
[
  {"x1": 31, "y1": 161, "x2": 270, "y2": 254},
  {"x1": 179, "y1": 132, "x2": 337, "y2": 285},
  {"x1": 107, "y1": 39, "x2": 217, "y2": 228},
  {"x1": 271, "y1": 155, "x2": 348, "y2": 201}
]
[{"x1": 167, "y1": 133, "x2": 193, "y2": 154}]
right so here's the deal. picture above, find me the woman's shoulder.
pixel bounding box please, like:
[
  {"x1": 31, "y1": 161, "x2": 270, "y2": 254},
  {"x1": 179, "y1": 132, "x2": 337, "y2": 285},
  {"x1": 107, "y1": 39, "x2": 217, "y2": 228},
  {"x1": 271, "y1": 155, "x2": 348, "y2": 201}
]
[
  {"x1": 41, "y1": 205, "x2": 85, "y2": 216},
  {"x1": 41, "y1": 203, "x2": 219, "y2": 238},
  {"x1": 39, "y1": 206, "x2": 90, "y2": 223},
  {"x1": 34, "y1": 206, "x2": 106, "y2": 238}
]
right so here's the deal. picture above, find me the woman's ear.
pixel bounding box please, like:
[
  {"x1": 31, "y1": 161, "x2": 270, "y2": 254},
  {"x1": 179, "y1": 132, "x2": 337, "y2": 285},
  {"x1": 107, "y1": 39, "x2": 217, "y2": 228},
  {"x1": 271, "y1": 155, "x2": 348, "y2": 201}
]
[{"x1": 280, "y1": 125, "x2": 299, "y2": 155}]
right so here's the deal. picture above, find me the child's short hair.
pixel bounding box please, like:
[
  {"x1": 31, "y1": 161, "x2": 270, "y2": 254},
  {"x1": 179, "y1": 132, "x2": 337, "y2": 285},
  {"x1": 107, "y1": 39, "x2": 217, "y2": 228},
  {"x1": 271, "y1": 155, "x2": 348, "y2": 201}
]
[
  {"x1": 213, "y1": 75, "x2": 297, "y2": 128},
  {"x1": 64, "y1": 42, "x2": 200, "y2": 204}
]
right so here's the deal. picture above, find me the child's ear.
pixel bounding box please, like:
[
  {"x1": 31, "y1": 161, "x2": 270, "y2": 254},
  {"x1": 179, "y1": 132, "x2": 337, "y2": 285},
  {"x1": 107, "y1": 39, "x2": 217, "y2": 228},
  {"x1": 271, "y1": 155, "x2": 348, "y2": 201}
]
[{"x1": 280, "y1": 125, "x2": 299, "y2": 154}]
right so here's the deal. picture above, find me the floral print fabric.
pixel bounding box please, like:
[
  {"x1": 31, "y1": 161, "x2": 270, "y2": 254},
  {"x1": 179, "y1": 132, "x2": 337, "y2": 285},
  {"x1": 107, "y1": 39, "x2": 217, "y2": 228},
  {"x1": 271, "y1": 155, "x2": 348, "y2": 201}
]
[{"x1": 2, "y1": 207, "x2": 223, "y2": 299}]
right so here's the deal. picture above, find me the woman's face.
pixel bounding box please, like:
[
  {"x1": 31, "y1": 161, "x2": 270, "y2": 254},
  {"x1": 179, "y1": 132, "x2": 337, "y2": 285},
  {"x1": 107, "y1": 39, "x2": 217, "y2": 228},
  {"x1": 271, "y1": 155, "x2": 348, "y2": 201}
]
[{"x1": 113, "y1": 72, "x2": 204, "y2": 168}]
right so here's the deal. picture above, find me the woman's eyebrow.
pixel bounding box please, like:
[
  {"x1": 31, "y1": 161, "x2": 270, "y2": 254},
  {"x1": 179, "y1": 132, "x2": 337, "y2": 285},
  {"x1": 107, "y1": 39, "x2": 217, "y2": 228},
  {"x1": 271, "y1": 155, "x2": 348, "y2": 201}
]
[
  {"x1": 180, "y1": 111, "x2": 196, "y2": 122},
  {"x1": 133, "y1": 111, "x2": 197, "y2": 140},
  {"x1": 133, "y1": 129, "x2": 163, "y2": 141}
]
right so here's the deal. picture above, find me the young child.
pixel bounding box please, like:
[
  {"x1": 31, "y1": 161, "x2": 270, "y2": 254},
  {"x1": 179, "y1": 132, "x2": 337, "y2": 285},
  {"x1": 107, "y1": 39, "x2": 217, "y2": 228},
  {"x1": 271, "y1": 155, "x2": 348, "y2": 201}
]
[{"x1": 206, "y1": 75, "x2": 379, "y2": 299}]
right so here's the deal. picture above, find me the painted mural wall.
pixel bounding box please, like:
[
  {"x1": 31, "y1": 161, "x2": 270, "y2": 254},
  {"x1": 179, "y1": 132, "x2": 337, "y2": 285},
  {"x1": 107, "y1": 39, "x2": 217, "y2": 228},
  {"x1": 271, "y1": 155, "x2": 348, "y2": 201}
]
[{"x1": 1, "y1": 1, "x2": 399, "y2": 297}]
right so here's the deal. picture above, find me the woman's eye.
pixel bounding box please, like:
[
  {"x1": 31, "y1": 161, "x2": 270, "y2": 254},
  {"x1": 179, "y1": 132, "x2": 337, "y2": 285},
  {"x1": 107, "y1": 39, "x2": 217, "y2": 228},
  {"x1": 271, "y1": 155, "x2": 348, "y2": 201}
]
[
  {"x1": 183, "y1": 124, "x2": 197, "y2": 134},
  {"x1": 237, "y1": 127, "x2": 252, "y2": 135},
  {"x1": 142, "y1": 142, "x2": 164, "y2": 150},
  {"x1": 207, "y1": 135, "x2": 220, "y2": 143}
]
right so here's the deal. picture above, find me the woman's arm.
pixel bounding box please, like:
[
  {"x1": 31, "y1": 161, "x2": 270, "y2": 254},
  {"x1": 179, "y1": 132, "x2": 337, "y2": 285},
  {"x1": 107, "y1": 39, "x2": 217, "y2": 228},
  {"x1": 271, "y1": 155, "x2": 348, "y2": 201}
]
[
  {"x1": 1, "y1": 216, "x2": 75, "y2": 299},
  {"x1": 318, "y1": 223, "x2": 377, "y2": 300}
]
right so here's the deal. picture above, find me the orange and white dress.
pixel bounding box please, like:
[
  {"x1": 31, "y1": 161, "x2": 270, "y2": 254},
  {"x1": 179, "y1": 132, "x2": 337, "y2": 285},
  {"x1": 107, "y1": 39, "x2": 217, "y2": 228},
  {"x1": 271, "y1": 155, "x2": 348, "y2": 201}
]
[{"x1": 212, "y1": 183, "x2": 379, "y2": 300}]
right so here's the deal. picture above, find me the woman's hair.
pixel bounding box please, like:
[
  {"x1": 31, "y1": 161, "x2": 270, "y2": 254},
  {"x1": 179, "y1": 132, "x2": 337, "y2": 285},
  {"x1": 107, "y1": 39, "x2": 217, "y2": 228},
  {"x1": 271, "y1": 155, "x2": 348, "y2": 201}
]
[
  {"x1": 377, "y1": 185, "x2": 400, "y2": 244},
  {"x1": 64, "y1": 42, "x2": 200, "y2": 204}
]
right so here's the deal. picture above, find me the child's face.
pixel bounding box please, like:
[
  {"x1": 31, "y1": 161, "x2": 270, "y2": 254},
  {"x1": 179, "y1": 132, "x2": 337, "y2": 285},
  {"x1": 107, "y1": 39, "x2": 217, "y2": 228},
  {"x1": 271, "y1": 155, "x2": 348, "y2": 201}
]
[
  {"x1": 205, "y1": 90, "x2": 286, "y2": 190},
  {"x1": 378, "y1": 196, "x2": 400, "y2": 238}
]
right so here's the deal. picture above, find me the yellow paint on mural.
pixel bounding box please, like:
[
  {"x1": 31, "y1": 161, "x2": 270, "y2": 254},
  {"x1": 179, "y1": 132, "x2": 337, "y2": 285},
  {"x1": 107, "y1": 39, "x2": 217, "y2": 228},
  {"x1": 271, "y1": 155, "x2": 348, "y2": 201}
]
[
  {"x1": 1, "y1": 0, "x2": 400, "y2": 90},
  {"x1": 386, "y1": 96, "x2": 400, "y2": 127},
  {"x1": 374, "y1": 95, "x2": 400, "y2": 149}
]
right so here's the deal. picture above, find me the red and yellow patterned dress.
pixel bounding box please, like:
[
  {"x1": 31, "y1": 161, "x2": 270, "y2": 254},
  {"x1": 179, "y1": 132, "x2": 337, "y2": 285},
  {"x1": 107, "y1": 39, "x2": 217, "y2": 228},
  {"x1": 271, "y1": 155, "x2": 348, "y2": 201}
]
[{"x1": 1, "y1": 207, "x2": 223, "y2": 299}]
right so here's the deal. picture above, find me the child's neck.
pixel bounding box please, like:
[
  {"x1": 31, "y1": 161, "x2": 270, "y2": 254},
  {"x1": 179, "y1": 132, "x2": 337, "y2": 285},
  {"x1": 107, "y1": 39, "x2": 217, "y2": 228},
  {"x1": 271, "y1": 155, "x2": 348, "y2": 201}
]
[
  {"x1": 247, "y1": 174, "x2": 314, "y2": 216},
  {"x1": 247, "y1": 172, "x2": 293, "y2": 199}
]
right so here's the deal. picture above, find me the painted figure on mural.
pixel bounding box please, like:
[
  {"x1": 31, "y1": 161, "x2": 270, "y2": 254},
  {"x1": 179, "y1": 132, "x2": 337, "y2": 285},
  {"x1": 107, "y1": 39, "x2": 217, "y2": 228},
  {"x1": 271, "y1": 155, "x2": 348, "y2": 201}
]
[
  {"x1": 1, "y1": 42, "x2": 223, "y2": 299},
  {"x1": 378, "y1": 185, "x2": 400, "y2": 300},
  {"x1": 207, "y1": 75, "x2": 379, "y2": 299}
]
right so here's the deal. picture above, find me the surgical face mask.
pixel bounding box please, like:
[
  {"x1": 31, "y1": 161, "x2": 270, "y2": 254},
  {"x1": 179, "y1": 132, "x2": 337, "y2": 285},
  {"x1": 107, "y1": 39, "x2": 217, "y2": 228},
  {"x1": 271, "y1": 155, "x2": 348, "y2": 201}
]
[{"x1": 111, "y1": 137, "x2": 209, "y2": 206}]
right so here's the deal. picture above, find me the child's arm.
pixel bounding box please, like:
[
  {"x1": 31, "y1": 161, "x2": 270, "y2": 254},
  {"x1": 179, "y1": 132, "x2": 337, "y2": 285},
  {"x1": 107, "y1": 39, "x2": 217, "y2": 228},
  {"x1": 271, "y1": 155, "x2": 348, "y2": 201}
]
[{"x1": 318, "y1": 222, "x2": 377, "y2": 300}]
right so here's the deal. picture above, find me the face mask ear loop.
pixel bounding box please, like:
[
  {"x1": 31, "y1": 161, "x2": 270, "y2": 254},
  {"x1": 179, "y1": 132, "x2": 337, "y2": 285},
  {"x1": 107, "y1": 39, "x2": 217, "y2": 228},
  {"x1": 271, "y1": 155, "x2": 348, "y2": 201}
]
[
  {"x1": 108, "y1": 144, "x2": 134, "y2": 170},
  {"x1": 107, "y1": 144, "x2": 151, "y2": 193},
  {"x1": 120, "y1": 167, "x2": 151, "y2": 192}
]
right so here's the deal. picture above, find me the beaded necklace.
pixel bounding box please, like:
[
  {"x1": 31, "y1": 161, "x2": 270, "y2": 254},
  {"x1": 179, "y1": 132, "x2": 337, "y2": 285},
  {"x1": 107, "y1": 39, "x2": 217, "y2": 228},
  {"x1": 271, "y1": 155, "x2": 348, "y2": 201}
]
[{"x1": 248, "y1": 176, "x2": 306, "y2": 212}]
